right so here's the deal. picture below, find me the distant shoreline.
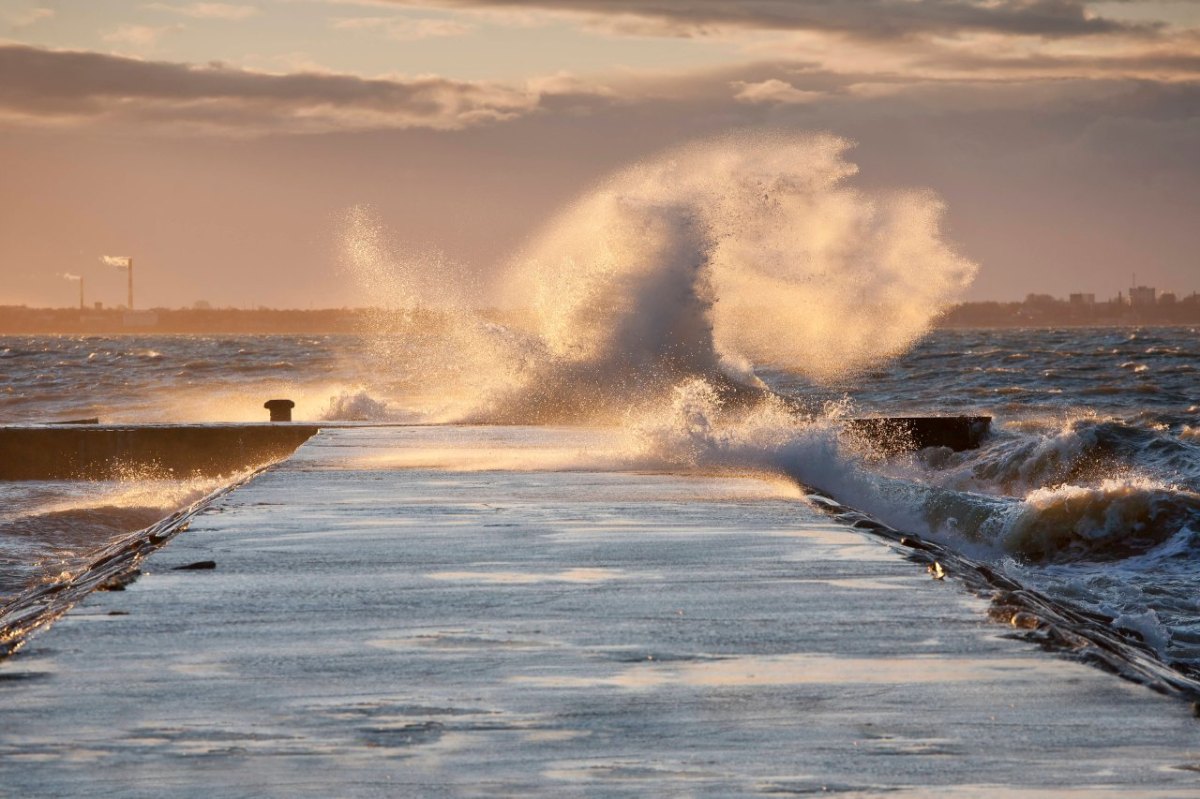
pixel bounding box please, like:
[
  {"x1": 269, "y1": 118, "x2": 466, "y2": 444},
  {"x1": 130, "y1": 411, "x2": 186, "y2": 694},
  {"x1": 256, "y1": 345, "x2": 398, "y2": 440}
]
[
  {"x1": 0, "y1": 307, "x2": 513, "y2": 335},
  {"x1": 0, "y1": 304, "x2": 1195, "y2": 335}
]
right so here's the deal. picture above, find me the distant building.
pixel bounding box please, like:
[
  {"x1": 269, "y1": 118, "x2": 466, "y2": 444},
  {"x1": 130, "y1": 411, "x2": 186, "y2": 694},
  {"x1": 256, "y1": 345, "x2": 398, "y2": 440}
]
[
  {"x1": 1068, "y1": 293, "x2": 1095, "y2": 306},
  {"x1": 1160, "y1": 292, "x2": 1177, "y2": 305},
  {"x1": 1130, "y1": 285, "x2": 1157, "y2": 307}
]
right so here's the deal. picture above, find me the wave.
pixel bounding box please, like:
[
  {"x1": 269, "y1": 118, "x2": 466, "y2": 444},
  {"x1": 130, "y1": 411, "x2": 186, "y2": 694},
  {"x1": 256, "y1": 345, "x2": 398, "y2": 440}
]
[
  {"x1": 1, "y1": 506, "x2": 169, "y2": 552},
  {"x1": 340, "y1": 132, "x2": 977, "y2": 424},
  {"x1": 618, "y1": 382, "x2": 1200, "y2": 670},
  {"x1": 319, "y1": 389, "x2": 397, "y2": 422},
  {"x1": 0, "y1": 505, "x2": 165, "y2": 600},
  {"x1": 0, "y1": 476, "x2": 228, "y2": 600},
  {"x1": 991, "y1": 479, "x2": 1200, "y2": 563},
  {"x1": 922, "y1": 417, "x2": 1200, "y2": 497}
]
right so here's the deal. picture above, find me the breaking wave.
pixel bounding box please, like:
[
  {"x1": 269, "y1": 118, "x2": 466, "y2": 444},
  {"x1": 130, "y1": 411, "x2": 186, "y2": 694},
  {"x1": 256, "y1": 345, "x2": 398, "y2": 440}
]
[
  {"x1": 341, "y1": 132, "x2": 976, "y2": 423},
  {"x1": 0, "y1": 476, "x2": 230, "y2": 600},
  {"x1": 625, "y1": 382, "x2": 1200, "y2": 666},
  {"x1": 320, "y1": 389, "x2": 398, "y2": 422}
]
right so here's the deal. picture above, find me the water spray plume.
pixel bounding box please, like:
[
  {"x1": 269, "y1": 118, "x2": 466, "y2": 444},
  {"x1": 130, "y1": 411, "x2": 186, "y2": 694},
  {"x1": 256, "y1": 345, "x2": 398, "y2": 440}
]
[
  {"x1": 339, "y1": 132, "x2": 978, "y2": 424},
  {"x1": 335, "y1": 205, "x2": 527, "y2": 421}
]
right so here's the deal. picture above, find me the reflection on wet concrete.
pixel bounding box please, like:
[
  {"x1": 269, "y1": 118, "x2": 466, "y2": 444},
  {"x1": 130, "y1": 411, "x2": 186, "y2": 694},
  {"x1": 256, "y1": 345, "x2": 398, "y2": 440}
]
[
  {"x1": 0, "y1": 426, "x2": 1197, "y2": 796},
  {"x1": 427, "y1": 567, "x2": 626, "y2": 583},
  {"x1": 515, "y1": 652, "x2": 1066, "y2": 689}
]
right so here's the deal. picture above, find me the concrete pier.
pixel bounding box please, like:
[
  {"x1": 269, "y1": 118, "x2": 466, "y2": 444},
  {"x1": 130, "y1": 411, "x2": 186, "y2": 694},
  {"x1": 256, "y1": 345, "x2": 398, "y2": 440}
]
[{"x1": 0, "y1": 425, "x2": 1197, "y2": 796}]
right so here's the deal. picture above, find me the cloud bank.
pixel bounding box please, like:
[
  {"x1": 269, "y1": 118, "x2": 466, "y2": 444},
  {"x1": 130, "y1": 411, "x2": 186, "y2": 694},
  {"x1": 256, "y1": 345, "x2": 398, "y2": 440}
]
[
  {"x1": 370, "y1": 0, "x2": 1159, "y2": 39},
  {"x1": 0, "y1": 44, "x2": 612, "y2": 134}
]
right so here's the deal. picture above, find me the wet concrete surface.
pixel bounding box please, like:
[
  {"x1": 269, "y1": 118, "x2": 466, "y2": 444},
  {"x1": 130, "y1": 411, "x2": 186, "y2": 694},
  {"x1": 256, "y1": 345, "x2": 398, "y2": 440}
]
[{"x1": 0, "y1": 426, "x2": 1198, "y2": 796}]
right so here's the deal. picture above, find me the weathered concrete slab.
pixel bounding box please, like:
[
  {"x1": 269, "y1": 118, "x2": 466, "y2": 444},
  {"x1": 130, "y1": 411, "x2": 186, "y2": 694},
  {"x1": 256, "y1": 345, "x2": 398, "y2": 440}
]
[{"x1": 0, "y1": 425, "x2": 1198, "y2": 797}]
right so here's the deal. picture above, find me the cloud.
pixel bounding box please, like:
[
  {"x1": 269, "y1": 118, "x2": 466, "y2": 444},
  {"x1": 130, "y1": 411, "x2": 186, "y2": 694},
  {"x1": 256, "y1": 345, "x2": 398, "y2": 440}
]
[
  {"x1": 331, "y1": 15, "x2": 474, "y2": 40},
  {"x1": 144, "y1": 3, "x2": 262, "y2": 20},
  {"x1": 732, "y1": 79, "x2": 823, "y2": 105},
  {"x1": 303, "y1": 0, "x2": 1200, "y2": 88},
  {"x1": 320, "y1": 0, "x2": 409, "y2": 6},
  {"x1": 0, "y1": 44, "x2": 614, "y2": 135},
  {"x1": 7, "y1": 7, "x2": 54, "y2": 29},
  {"x1": 101, "y1": 23, "x2": 185, "y2": 48},
  {"x1": 910, "y1": 36, "x2": 1200, "y2": 79},
  {"x1": 362, "y1": 0, "x2": 1159, "y2": 40},
  {"x1": 3, "y1": 12, "x2": 1197, "y2": 140}
]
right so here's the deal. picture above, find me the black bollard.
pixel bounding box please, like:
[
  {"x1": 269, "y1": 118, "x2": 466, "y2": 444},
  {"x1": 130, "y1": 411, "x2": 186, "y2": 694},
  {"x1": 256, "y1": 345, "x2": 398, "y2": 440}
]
[{"x1": 264, "y1": 398, "x2": 295, "y2": 423}]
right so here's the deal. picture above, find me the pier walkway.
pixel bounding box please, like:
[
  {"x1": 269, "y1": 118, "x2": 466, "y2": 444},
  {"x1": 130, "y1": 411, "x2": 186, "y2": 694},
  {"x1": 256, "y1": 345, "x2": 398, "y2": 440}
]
[{"x1": 1, "y1": 426, "x2": 1198, "y2": 796}]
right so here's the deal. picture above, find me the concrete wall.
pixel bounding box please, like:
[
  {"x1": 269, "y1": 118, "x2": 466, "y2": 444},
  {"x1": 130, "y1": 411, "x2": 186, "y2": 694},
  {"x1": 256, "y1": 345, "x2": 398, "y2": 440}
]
[
  {"x1": 844, "y1": 416, "x2": 991, "y2": 454},
  {"x1": 0, "y1": 425, "x2": 319, "y2": 480}
]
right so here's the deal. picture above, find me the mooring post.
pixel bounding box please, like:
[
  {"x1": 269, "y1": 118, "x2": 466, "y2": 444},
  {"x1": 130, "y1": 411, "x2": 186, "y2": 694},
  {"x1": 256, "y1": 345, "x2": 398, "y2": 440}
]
[{"x1": 264, "y1": 399, "x2": 295, "y2": 422}]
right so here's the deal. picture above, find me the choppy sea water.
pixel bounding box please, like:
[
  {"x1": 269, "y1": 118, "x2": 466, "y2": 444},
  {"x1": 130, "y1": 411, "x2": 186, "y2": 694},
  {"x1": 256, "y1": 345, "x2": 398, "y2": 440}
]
[
  {"x1": 2, "y1": 328, "x2": 1199, "y2": 680},
  {"x1": 767, "y1": 327, "x2": 1200, "y2": 669}
]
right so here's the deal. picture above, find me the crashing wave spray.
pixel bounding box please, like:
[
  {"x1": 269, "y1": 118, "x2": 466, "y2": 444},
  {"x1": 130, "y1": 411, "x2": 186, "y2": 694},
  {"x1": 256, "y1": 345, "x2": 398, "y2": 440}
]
[
  {"x1": 339, "y1": 132, "x2": 977, "y2": 423},
  {"x1": 488, "y1": 131, "x2": 976, "y2": 421},
  {"x1": 334, "y1": 205, "x2": 534, "y2": 421}
]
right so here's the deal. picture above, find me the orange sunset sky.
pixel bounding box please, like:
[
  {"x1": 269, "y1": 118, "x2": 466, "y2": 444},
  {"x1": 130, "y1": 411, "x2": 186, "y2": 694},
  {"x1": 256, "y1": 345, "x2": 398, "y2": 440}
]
[{"x1": 1, "y1": 1, "x2": 1198, "y2": 309}]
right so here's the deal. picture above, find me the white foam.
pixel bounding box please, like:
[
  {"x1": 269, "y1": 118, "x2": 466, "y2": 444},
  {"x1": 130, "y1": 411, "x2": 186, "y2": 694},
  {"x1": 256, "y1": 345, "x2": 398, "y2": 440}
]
[{"x1": 320, "y1": 389, "x2": 396, "y2": 422}]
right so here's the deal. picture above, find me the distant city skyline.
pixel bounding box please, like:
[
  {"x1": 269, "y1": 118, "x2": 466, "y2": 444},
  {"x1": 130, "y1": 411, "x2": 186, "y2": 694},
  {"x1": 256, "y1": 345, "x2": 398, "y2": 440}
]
[{"x1": 11, "y1": 279, "x2": 1200, "y2": 313}]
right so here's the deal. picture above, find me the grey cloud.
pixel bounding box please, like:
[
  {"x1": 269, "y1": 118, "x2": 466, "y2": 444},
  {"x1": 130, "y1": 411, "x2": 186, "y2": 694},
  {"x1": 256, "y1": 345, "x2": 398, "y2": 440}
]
[
  {"x1": 0, "y1": 44, "x2": 611, "y2": 133},
  {"x1": 4, "y1": 41, "x2": 1197, "y2": 140},
  {"x1": 375, "y1": 0, "x2": 1157, "y2": 39},
  {"x1": 911, "y1": 37, "x2": 1200, "y2": 77}
]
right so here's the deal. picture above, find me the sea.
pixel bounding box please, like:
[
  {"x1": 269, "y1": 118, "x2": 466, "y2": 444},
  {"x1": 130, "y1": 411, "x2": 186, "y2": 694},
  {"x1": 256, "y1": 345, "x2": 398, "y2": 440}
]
[{"x1": 1, "y1": 135, "x2": 1198, "y2": 691}]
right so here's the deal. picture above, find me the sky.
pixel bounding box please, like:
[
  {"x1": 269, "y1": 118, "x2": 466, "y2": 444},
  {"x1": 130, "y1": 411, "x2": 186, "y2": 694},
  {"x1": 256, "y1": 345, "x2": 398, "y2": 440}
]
[{"x1": 1, "y1": 0, "x2": 1198, "y2": 308}]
